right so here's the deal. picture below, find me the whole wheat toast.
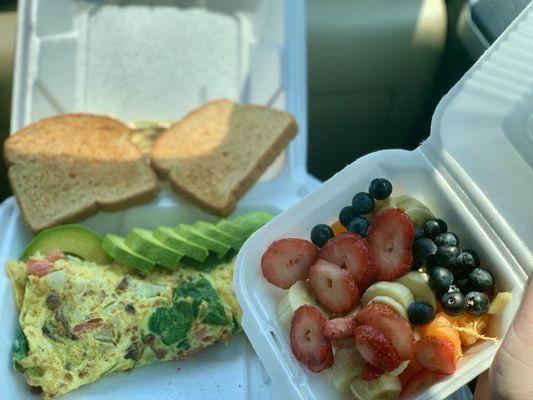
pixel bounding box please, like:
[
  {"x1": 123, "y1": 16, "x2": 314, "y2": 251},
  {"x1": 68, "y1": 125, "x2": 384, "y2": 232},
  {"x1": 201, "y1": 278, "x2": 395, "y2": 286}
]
[
  {"x1": 4, "y1": 114, "x2": 159, "y2": 232},
  {"x1": 151, "y1": 99, "x2": 297, "y2": 216}
]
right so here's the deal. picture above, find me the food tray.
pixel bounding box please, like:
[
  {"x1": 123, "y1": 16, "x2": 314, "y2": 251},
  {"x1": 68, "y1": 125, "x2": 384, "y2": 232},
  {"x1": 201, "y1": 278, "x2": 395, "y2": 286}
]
[
  {"x1": 235, "y1": 3, "x2": 533, "y2": 400},
  {"x1": 3, "y1": 0, "x2": 322, "y2": 399}
]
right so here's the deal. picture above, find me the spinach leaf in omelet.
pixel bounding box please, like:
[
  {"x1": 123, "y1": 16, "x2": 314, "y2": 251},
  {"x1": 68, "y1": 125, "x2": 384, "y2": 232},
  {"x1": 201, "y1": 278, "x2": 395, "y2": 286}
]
[
  {"x1": 12, "y1": 330, "x2": 29, "y2": 373},
  {"x1": 173, "y1": 276, "x2": 228, "y2": 326},
  {"x1": 148, "y1": 301, "x2": 194, "y2": 346}
]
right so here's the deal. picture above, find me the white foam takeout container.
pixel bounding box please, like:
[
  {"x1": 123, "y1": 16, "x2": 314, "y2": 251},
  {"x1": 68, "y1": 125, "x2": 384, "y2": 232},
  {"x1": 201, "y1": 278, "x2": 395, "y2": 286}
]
[
  {"x1": 235, "y1": 3, "x2": 533, "y2": 400},
  {"x1": 2, "y1": 1, "x2": 321, "y2": 399}
]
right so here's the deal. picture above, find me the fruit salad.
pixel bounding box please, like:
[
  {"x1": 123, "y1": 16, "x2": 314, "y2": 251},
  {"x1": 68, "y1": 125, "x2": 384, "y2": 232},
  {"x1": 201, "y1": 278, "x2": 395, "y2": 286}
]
[{"x1": 260, "y1": 178, "x2": 511, "y2": 399}]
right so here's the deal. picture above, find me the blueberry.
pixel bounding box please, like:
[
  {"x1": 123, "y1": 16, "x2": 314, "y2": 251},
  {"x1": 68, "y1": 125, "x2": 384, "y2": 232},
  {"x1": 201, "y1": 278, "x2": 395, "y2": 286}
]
[
  {"x1": 465, "y1": 291, "x2": 490, "y2": 316},
  {"x1": 368, "y1": 178, "x2": 393, "y2": 200},
  {"x1": 455, "y1": 275, "x2": 470, "y2": 294},
  {"x1": 408, "y1": 301, "x2": 435, "y2": 326},
  {"x1": 339, "y1": 206, "x2": 358, "y2": 228},
  {"x1": 414, "y1": 224, "x2": 425, "y2": 240},
  {"x1": 468, "y1": 268, "x2": 494, "y2": 292},
  {"x1": 456, "y1": 251, "x2": 477, "y2": 272},
  {"x1": 423, "y1": 219, "x2": 444, "y2": 239},
  {"x1": 347, "y1": 216, "x2": 370, "y2": 237},
  {"x1": 441, "y1": 290, "x2": 466, "y2": 316},
  {"x1": 451, "y1": 269, "x2": 471, "y2": 294},
  {"x1": 434, "y1": 232, "x2": 459, "y2": 247},
  {"x1": 352, "y1": 192, "x2": 375, "y2": 215},
  {"x1": 435, "y1": 245, "x2": 460, "y2": 267},
  {"x1": 435, "y1": 218, "x2": 448, "y2": 233},
  {"x1": 462, "y1": 249, "x2": 480, "y2": 267},
  {"x1": 413, "y1": 238, "x2": 438, "y2": 261},
  {"x1": 310, "y1": 224, "x2": 334, "y2": 247},
  {"x1": 429, "y1": 267, "x2": 454, "y2": 294}
]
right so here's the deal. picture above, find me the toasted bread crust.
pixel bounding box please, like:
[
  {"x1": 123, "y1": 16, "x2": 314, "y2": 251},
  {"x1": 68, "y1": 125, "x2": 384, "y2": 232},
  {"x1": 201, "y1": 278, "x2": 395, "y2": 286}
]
[
  {"x1": 5, "y1": 114, "x2": 159, "y2": 232},
  {"x1": 151, "y1": 99, "x2": 297, "y2": 216}
]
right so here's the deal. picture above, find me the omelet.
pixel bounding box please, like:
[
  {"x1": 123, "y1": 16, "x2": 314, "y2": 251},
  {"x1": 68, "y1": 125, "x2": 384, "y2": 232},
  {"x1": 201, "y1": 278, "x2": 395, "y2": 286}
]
[{"x1": 7, "y1": 254, "x2": 240, "y2": 398}]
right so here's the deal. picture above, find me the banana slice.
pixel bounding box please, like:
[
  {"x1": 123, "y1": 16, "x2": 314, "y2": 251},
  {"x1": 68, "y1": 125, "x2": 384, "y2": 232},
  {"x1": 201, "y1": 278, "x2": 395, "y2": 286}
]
[
  {"x1": 350, "y1": 374, "x2": 402, "y2": 400},
  {"x1": 277, "y1": 281, "x2": 320, "y2": 330},
  {"x1": 395, "y1": 195, "x2": 434, "y2": 225},
  {"x1": 389, "y1": 360, "x2": 410, "y2": 376},
  {"x1": 397, "y1": 271, "x2": 437, "y2": 309},
  {"x1": 326, "y1": 347, "x2": 364, "y2": 393},
  {"x1": 367, "y1": 295, "x2": 408, "y2": 319},
  {"x1": 362, "y1": 282, "x2": 415, "y2": 311},
  {"x1": 488, "y1": 292, "x2": 512, "y2": 315}
]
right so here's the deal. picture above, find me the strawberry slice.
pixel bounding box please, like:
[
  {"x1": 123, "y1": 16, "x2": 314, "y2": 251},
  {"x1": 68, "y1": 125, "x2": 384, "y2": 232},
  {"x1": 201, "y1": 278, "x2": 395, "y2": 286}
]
[
  {"x1": 398, "y1": 359, "x2": 423, "y2": 386},
  {"x1": 356, "y1": 303, "x2": 415, "y2": 360},
  {"x1": 323, "y1": 316, "x2": 357, "y2": 340},
  {"x1": 261, "y1": 239, "x2": 318, "y2": 289},
  {"x1": 309, "y1": 259, "x2": 360, "y2": 314},
  {"x1": 290, "y1": 305, "x2": 333, "y2": 372},
  {"x1": 318, "y1": 232, "x2": 376, "y2": 290},
  {"x1": 367, "y1": 209, "x2": 415, "y2": 281},
  {"x1": 414, "y1": 336, "x2": 456, "y2": 375},
  {"x1": 354, "y1": 325, "x2": 401, "y2": 371},
  {"x1": 400, "y1": 369, "x2": 447, "y2": 399},
  {"x1": 361, "y1": 363, "x2": 384, "y2": 381}
]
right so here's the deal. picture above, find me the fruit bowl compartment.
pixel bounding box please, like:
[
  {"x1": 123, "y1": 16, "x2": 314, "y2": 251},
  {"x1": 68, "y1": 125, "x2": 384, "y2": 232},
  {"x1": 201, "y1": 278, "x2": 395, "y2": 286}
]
[{"x1": 235, "y1": 148, "x2": 526, "y2": 400}]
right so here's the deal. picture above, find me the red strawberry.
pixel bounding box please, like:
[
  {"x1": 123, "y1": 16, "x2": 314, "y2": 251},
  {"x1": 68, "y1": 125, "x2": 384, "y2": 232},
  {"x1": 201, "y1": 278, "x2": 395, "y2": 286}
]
[
  {"x1": 323, "y1": 316, "x2": 357, "y2": 340},
  {"x1": 400, "y1": 369, "x2": 447, "y2": 399},
  {"x1": 361, "y1": 363, "x2": 384, "y2": 381},
  {"x1": 309, "y1": 259, "x2": 360, "y2": 314},
  {"x1": 356, "y1": 302, "x2": 397, "y2": 321},
  {"x1": 354, "y1": 325, "x2": 400, "y2": 372},
  {"x1": 414, "y1": 336, "x2": 456, "y2": 375},
  {"x1": 398, "y1": 358, "x2": 423, "y2": 386},
  {"x1": 367, "y1": 209, "x2": 415, "y2": 281},
  {"x1": 290, "y1": 305, "x2": 333, "y2": 372},
  {"x1": 356, "y1": 303, "x2": 415, "y2": 360},
  {"x1": 318, "y1": 232, "x2": 376, "y2": 290},
  {"x1": 261, "y1": 239, "x2": 318, "y2": 289}
]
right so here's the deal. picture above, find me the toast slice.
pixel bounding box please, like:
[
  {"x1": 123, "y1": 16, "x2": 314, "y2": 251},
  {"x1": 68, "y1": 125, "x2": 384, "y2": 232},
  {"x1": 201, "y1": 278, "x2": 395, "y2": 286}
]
[
  {"x1": 151, "y1": 99, "x2": 297, "y2": 216},
  {"x1": 4, "y1": 114, "x2": 159, "y2": 232}
]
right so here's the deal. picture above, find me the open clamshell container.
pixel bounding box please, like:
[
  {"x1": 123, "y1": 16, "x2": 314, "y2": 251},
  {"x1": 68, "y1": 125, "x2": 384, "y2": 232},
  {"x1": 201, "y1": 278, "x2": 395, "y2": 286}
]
[
  {"x1": 235, "y1": 4, "x2": 533, "y2": 400},
  {"x1": 1, "y1": 0, "x2": 321, "y2": 399}
]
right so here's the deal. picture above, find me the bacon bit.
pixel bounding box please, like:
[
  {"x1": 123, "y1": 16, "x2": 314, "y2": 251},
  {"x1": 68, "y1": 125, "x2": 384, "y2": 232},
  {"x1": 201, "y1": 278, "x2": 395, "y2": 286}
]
[
  {"x1": 201, "y1": 336, "x2": 213, "y2": 342},
  {"x1": 73, "y1": 318, "x2": 103, "y2": 337},
  {"x1": 142, "y1": 334, "x2": 155, "y2": 345},
  {"x1": 45, "y1": 249, "x2": 65, "y2": 263},
  {"x1": 27, "y1": 259, "x2": 52, "y2": 277}
]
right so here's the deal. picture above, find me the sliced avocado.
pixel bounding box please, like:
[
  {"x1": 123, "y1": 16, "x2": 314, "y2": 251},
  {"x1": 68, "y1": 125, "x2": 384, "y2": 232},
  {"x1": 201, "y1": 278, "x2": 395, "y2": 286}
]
[
  {"x1": 231, "y1": 211, "x2": 272, "y2": 237},
  {"x1": 192, "y1": 221, "x2": 242, "y2": 250},
  {"x1": 216, "y1": 219, "x2": 247, "y2": 239},
  {"x1": 153, "y1": 227, "x2": 209, "y2": 262},
  {"x1": 175, "y1": 224, "x2": 230, "y2": 258},
  {"x1": 21, "y1": 224, "x2": 111, "y2": 265},
  {"x1": 125, "y1": 228, "x2": 183, "y2": 270},
  {"x1": 102, "y1": 234, "x2": 155, "y2": 271}
]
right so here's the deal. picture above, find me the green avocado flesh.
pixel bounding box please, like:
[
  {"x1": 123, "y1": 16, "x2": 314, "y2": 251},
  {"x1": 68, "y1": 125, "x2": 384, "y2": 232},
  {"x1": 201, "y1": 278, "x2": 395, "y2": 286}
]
[
  {"x1": 102, "y1": 234, "x2": 155, "y2": 271},
  {"x1": 153, "y1": 227, "x2": 209, "y2": 262},
  {"x1": 125, "y1": 228, "x2": 183, "y2": 270},
  {"x1": 192, "y1": 221, "x2": 242, "y2": 250},
  {"x1": 231, "y1": 211, "x2": 272, "y2": 237},
  {"x1": 215, "y1": 219, "x2": 247, "y2": 238},
  {"x1": 174, "y1": 224, "x2": 230, "y2": 258},
  {"x1": 20, "y1": 224, "x2": 111, "y2": 265}
]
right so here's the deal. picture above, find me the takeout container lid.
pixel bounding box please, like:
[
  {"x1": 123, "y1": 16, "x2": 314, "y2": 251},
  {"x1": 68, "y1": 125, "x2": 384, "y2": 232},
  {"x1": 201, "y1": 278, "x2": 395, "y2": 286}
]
[{"x1": 235, "y1": 3, "x2": 533, "y2": 400}]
